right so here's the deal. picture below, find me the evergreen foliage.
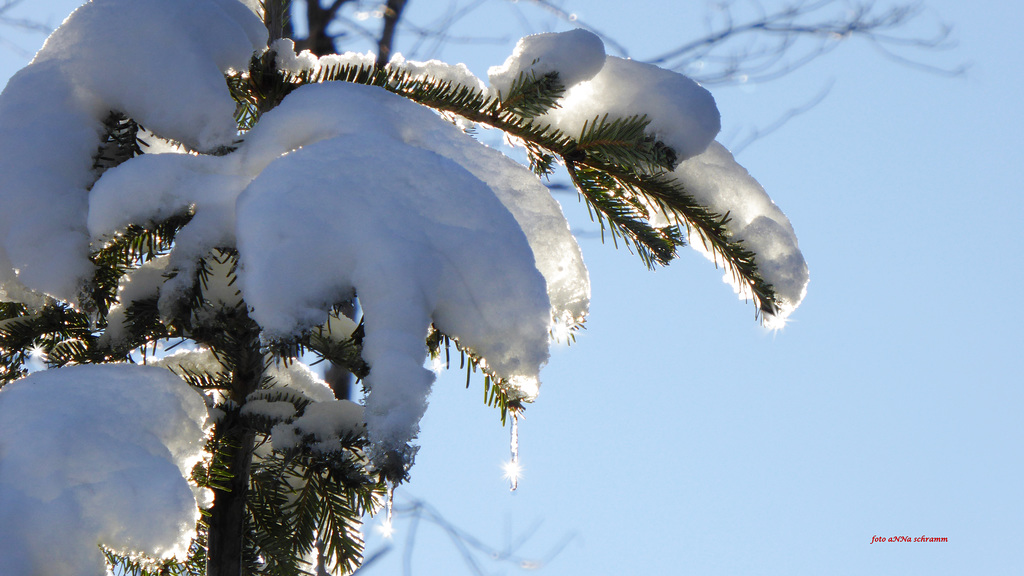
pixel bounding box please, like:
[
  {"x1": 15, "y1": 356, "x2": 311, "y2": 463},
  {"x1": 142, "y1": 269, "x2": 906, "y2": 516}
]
[
  {"x1": 229, "y1": 44, "x2": 780, "y2": 315},
  {"x1": 0, "y1": 2, "x2": 796, "y2": 575}
]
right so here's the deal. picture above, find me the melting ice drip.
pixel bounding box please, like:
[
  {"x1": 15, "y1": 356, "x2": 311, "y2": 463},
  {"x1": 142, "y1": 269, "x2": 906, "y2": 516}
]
[
  {"x1": 379, "y1": 482, "x2": 395, "y2": 539},
  {"x1": 503, "y1": 409, "x2": 522, "y2": 491}
]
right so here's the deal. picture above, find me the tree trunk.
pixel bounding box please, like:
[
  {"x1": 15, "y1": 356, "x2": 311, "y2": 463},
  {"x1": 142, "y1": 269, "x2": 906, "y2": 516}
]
[
  {"x1": 206, "y1": 425, "x2": 257, "y2": 576},
  {"x1": 202, "y1": 306, "x2": 265, "y2": 576}
]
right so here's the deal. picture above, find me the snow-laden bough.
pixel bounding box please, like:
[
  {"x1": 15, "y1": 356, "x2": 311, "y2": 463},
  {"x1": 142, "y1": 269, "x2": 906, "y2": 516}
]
[
  {"x1": 0, "y1": 0, "x2": 266, "y2": 302},
  {"x1": 85, "y1": 78, "x2": 590, "y2": 461},
  {"x1": 484, "y1": 29, "x2": 806, "y2": 324}
]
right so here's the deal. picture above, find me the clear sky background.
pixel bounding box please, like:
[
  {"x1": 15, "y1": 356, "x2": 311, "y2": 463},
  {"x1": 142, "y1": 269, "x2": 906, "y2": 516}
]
[{"x1": 1, "y1": 1, "x2": 1021, "y2": 575}]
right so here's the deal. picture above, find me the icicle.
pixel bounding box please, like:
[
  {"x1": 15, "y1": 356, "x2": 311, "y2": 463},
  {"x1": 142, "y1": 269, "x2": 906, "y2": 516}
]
[
  {"x1": 503, "y1": 408, "x2": 522, "y2": 491},
  {"x1": 379, "y1": 481, "x2": 395, "y2": 539}
]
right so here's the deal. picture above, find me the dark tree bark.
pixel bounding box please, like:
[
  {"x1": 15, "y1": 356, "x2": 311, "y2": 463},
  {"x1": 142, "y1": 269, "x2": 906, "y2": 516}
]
[
  {"x1": 202, "y1": 308, "x2": 266, "y2": 576},
  {"x1": 206, "y1": 426, "x2": 257, "y2": 576}
]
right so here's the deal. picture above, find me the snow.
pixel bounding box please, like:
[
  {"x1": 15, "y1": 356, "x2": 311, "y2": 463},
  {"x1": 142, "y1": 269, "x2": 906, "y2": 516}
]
[
  {"x1": 88, "y1": 77, "x2": 587, "y2": 462},
  {"x1": 389, "y1": 54, "x2": 487, "y2": 92},
  {"x1": 484, "y1": 29, "x2": 719, "y2": 163},
  {"x1": 271, "y1": 38, "x2": 377, "y2": 76},
  {"x1": 34, "y1": 0, "x2": 266, "y2": 148},
  {"x1": 152, "y1": 347, "x2": 229, "y2": 382},
  {"x1": 153, "y1": 348, "x2": 366, "y2": 455},
  {"x1": 0, "y1": 0, "x2": 265, "y2": 303},
  {"x1": 322, "y1": 312, "x2": 360, "y2": 343},
  {"x1": 260, "y1": 389, "x2": 368, "y2": 453},
  {"x1": 671, "y1": 142, "x2": 809, "y2": 323},
  {"x1": 102, "y1": 255, "x2": 171, "y2": 345},
  {"x1": 259, "y1": 366, "x2": 368, "y2": 455},
  {"x1": 0, "y1": 364, "x2": 210, "y2": 576},
  {"x1": 271, "y1": 38, "x2": 487, "y2": 92},
  {"x1": 0, "y1": 11, "x2": 808, "y2": 564},
  {"x1": 488, "y1": 29, "x2": 607, "y2": 99},
  {"x1": 391, "y1": 108, "x2": 590, "y2": 331},
  {"x1": 241, "y1": 398, "x2": 298, "y2": 420},
  {"x1": 244, "y1": 362, "x2": 368, "y2": 454},
  {"x1": 89, "y1": 152, "x2": 254, "y2": 317},
  {"x1": 235, "y1": 84, "x2": 554, "y2": 459},
  {"x1": 541, "y1": 55, "x2": 720, "y2": 163},
  {"x1": 290, "y1": 400, "x2": 366, "y2": 451},
  {"x1": 0, "y1": 61, "x2": 99, "y2": 302}
]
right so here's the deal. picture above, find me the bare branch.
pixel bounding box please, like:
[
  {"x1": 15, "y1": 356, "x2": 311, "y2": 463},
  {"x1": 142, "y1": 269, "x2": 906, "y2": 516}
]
[
  {"x1": 376, "y1": 0, "x2": 409, "y2": 66},
  {"x1": 520, "y1": 0, "x2": 633, "y2": 57},
  {"x1": 498, "y1": 0, "x2": 961, "y2": 153},
  {"x1": 645, "y1": 0, "x2": 963, "y2": 84},
  {"x1": 0, "y1": 0, "x2": 51, "y2": 35},
  {"x1": 401, "y1": 0, "x2": 507, "y2": 61},
  {"x1": 728, "y1": 79, "x2": 834, "y2": 154},
  {"x1": 512, "y1": 0, "x2": 962, "y2": 85},
  {"x1": 293, "y1": 0, "x2": 358, "y2": 56},
  {"x1": 358, "y1": 495, "x2": 573, "y2": 575}
]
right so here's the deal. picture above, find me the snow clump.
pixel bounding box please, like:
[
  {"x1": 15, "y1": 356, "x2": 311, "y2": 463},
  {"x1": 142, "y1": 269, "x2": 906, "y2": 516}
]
[
  {"x1": 0, "y1": 0, "x2": 266, "y2": 303},
  {"x1": 486, "y1": 29, "x2": 719, "y2": 162},
  {"x1": 234, "y1": 82, "x2": 557, "y2": 457},
  {"x1": 271, "y1": 37, "x2": 377, "y2": 76},
  {"x1": 488, "y1": 29, "x2": 607, "y2": 97},
  {"x1": 0, "y1": 364, "x2": 210, "y2": 576},
  {"x1": 671, "y1": 142, "x2": 809, "y2": 323},
  {"x1": 87, "y1": 76, "x2": 588, "y2": 459},
  {"x1": 540, "y1": 54, "x2": 721, "y2": 163}
]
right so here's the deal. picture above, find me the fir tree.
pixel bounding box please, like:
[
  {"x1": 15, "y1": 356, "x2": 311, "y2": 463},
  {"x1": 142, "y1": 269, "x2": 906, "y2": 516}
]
[{"x1": 0, "y1": 1, "x2": 807, "y2": 575}]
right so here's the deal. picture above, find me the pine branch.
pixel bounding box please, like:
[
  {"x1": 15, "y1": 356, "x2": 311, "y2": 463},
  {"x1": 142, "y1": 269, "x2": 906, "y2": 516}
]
[
  {"x1": 173, "y1": 364, "x2": 232, "y2": 391},
  {"x1": 0, "y1": 301, "x2": 32, "y2": 383},
  {"x1": 316, "y1": 476, "x2": 367, "y2": 575},
  {"x1": 598, "y1": 168, "x2": 780, "y2": 316},
  {"x1": 92, "y1": 111, "x2": 144, "y2": 175},
  {"x1": 323, "y1": 65, "x2": 781, "y2": 314},
  {"x1": 306, "y1": 323, "x2": 370, "y2": 380},
  {"x1": 228, "y1": 46, "x2": 782, "y2": 329},
  {"x1": 104, "y1": 541, "x2": 206, "y2": 576},
  {"x1": 264, "y1": 311, "x2": 369, "y2": 382},
  {"x1": 116, "y1": 296, "x2": 176, "y2": 357},
  {"x1": 0, "y1": 302, "x2": 115, "y2": 378},
  {"x1": 246, "y1": 447, "x2": 382, "y2": 576},
  {"x1": 195, "y1": 438, "x2": 236, "y2": 495},
  {"x1": 565, "y1": 160, "x2": 681, "y2": 268},
  {"x1": 428, "y1": 328, "x2": 524, "y2": 425},
  {"x1": 498, "y1": 69, "x2": 564, "y2": 118},
  {"x1": 575, "y1": 113, "x2": 677, "y2": 172},
  {"x1": 248, "y1": 458, "x2": 304, "y2": 576},
  {"x1": 89, "y1": 211, "x2": 193, "y2": 316}
]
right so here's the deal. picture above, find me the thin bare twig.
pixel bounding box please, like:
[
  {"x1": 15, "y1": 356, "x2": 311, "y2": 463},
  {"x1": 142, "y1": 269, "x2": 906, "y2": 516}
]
[
  {"x1": 728, "y1": 79, "x2": 834, "y2": 154},
  {"x1": 358, "y1": 495, "x2": 573, "y2": 575},
  {"x1": 646, "y1": 0, "x2": 962, "y2": 84},
  {"x1": 0, "y1": 0, "x2": 51, "y2": 36}
]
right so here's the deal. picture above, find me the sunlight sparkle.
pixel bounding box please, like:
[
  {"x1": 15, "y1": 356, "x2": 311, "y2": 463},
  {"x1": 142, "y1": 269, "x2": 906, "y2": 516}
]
[
  {"x1": 376, "y1": 517, "x2": 394, "y2": 540},
  {"x1": 28, "y1": 344, "x2": 47, "y2": 361},
  {"x1": 429, "y1": 355, "x2": 445, "y2": 374},
  {"x1": 502, "y1": 459, "x2": 522, "y2": 491}
]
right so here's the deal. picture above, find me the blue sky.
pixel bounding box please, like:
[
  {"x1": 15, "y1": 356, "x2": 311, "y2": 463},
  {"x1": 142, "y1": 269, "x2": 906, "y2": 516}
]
[{"x1": 2, "y1": 1, "x2": 1021, "y2": 575}]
